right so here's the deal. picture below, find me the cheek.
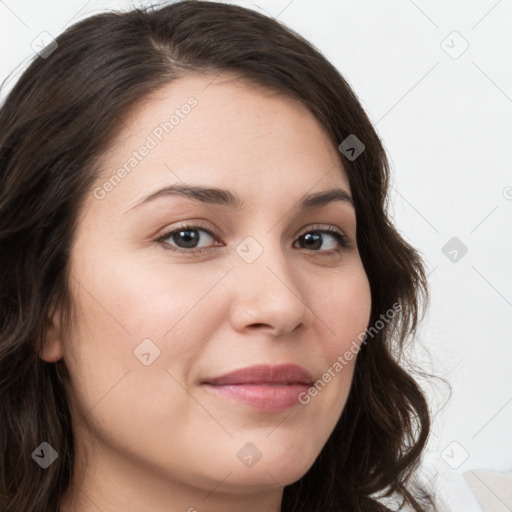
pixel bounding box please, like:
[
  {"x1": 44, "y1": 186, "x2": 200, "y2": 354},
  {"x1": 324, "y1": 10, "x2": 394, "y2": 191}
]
[
  {"x1": 68, "y1": 243, "x2": 229, "y2": 342},
  {"x1": 314, "y1": 266, "x2": 370, "y2": 396},
  {"x1": 295, "y1": 263, "x2": 371, "y2": 425},
  {"x1": 61, "y1": 257, "x2": 222, "y2": 468},
  {"x1": 316, "y1": 263, "x2": 372, "y2": 354},
  {"x1": 62, "y1": 249, "x2": 231, "y2": 411}
]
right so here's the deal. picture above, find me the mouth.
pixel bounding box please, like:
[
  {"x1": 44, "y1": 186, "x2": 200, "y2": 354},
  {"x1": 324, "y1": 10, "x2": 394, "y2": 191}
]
[
  {"x1": 201, "y1": 363, "x2": 314, "y2": 386},
  {"x1": 200, "y1": 364, "x2": 314, "y2": 412},
  {"x1": 201, "y1": 382, "x2": 312, "y2": 411}
]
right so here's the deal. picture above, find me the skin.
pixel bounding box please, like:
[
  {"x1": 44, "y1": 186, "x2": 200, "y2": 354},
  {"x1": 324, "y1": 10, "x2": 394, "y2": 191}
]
[{"x1": 42, "y1": 73, "x2": 372, "y2": 512}]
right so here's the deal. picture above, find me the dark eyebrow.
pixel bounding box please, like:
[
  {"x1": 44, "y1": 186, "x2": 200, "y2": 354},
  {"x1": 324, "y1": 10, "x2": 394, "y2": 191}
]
[{"x1": 125, "y1": 184, "x2": 355, "y2": 212}]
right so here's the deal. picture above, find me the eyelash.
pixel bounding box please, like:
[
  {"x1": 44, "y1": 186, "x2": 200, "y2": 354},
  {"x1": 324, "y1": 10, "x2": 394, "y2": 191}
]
[{"x1": 154, "y1": 222, "x2": 352, "y2": 256}]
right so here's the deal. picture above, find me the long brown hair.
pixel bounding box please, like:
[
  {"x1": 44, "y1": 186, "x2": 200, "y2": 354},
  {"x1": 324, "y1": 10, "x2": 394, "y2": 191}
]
[{"x1": 0, "y1": 2, "x2": 447, "y2": 510}]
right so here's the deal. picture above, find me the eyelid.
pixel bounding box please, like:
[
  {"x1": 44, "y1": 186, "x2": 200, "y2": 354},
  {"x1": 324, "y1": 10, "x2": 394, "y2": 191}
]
[
  {"x1": 296, "y1": 223, "x2": 343, "y2": 238},
  {"x1": 154, "y1": 220, "x2": 221, "y2": 241}
]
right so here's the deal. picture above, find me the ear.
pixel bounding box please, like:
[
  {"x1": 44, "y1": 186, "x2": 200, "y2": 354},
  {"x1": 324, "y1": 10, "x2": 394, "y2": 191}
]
[{"x1": 39, "y1": 306, "x2": 65, "y2": 363}]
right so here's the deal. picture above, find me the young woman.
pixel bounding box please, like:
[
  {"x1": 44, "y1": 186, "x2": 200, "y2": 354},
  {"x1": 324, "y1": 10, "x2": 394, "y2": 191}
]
[{"x1": 0, "y1": 1, "x2": 449, "y2": 510}]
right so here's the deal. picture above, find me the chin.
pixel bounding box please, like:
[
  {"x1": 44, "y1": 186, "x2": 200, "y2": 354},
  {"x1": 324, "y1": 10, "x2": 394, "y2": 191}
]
[
  {"x1": 211, "y1": 447, "x2": 315, "y2": 491},
  {"x1": 216, "y1": 463, "x2": 311, "y2": 493}
]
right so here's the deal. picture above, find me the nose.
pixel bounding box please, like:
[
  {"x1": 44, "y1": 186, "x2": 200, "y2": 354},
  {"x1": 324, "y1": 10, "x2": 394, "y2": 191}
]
[{"x1": 228, "y1": 239, "x2": 314, "y2": 337}]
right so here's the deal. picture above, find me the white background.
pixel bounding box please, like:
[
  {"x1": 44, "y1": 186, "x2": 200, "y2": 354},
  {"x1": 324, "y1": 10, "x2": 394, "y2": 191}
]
[{"x1": 1, "y1": 1, "x2": 511, "y2": 510}]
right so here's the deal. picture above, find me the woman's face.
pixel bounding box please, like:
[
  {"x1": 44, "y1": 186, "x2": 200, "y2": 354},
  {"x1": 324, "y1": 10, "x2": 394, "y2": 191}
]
[{"x1": 45, "y1": 74, "x2": 372, "y2": 511}]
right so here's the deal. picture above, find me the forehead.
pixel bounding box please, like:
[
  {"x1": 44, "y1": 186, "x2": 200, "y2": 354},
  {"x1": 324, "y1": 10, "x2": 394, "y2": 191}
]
[{"x1": 90, "y1": 73, "x2": 351, "y2": 215}]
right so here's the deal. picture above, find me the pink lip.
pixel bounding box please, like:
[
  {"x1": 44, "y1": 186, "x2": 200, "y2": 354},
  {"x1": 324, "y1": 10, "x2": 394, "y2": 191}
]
[
  {"x1": 202, "y1": 364, "x2": 314, "y2": 386},
  {"x1": 201, "y1": 364, "x2": 314, "y2": 412}
]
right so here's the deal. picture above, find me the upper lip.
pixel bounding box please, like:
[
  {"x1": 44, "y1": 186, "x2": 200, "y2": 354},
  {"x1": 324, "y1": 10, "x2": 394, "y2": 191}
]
[{"x1": 201, "y1": 364, "x2": 314, "y2": 386}]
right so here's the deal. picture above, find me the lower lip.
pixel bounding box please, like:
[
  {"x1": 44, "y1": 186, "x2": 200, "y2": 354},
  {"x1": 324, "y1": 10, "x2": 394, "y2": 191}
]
[{"x1": 201, "y1": 383, "x2": 311, "y2": 412}]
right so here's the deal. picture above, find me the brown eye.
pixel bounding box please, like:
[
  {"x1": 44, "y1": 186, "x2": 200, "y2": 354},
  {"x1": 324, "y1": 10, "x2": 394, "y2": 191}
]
[
  {"x1": 156, "y1": 225, "x2": 220, "y2": 253},
  {"x1": 294, "y1": 227, "x2": 350, "y2": 253}
]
